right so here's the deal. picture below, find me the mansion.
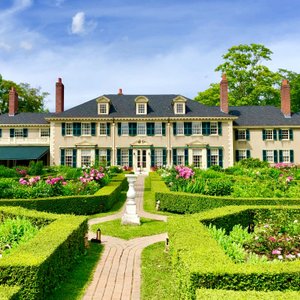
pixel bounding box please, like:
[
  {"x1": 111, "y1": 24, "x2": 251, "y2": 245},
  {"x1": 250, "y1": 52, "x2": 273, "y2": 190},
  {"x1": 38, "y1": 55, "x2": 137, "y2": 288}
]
[{"x1": 0, "y1": 76, "x2": 299, "y2": 173}]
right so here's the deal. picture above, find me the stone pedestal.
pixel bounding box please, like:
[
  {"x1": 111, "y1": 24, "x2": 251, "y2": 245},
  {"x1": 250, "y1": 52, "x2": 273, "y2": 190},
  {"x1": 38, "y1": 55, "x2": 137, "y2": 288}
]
[{"x1": 121, "y1": 174, "x2": 141, "y2": 225}]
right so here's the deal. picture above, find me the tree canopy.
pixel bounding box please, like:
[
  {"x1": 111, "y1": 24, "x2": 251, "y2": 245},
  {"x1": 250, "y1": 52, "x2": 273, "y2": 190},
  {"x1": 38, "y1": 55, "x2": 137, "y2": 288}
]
[
  {"x1": 195, "y1": 44, "x2": 300, "y2": 111},
  {"x1": 0, "y1": 75, "x2": 49, "y2": 114}
]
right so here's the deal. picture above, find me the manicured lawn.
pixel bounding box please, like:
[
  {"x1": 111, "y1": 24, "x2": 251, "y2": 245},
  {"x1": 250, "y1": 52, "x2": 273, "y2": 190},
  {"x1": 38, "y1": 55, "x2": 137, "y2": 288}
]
[
  {"x1": 141, "y1": 242, "x2": 178, "y2": 300},
  {"x1": 91, "y1": 217, "x2": 167, "y2": 240},
  {"x1": 48, "y1": 243, "x2": 103, "y2": 300}
]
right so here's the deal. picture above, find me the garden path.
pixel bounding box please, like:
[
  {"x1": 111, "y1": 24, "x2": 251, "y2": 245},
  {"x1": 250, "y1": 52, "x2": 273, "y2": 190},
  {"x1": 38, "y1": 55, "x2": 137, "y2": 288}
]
[{"x1": 83, "y1": 175, "x2": 167, "y2": 300}]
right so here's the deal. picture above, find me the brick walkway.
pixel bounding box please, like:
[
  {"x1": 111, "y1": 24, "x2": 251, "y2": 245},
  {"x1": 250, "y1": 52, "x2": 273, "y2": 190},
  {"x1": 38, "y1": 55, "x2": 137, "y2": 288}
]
[{"x1": 83, "y1": 175, "x2": 167, "y2": 300}]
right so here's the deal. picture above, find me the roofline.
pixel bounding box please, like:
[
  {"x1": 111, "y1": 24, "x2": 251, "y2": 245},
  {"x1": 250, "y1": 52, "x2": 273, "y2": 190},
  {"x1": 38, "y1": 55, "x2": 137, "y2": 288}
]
[{"x1": 233, "y1": 125, "x2": 300, "y2": 128}]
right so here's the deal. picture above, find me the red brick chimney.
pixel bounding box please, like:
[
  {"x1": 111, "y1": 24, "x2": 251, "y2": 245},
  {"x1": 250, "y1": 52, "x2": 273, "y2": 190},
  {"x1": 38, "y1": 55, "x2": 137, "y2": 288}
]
[
  {"x1": 281, "y1": 79, "x2": 291, "y2": 118},
  {"x1": 9, "y1": 87, "x2": 18, "y2": 116},
  {"x1": 220, "y1": 73, "x2": 229, "y2": 113},
  {"x1": 56, "y1": 78, "x2": 64, "y2": 113},
  {"x1": 118, "y1": 88, "x2": 123, "y2": 95}
]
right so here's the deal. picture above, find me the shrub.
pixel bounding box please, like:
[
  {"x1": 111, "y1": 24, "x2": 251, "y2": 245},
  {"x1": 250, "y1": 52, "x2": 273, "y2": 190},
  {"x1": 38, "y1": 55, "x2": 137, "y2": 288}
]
[
  {"x1": 0, "y1": 166, "x2": 19, "y2": 178},
  {"x1": 204, "y1": 178, "x2": 233, "y2": 196},
  {"x1": 237, "y1": 158, "x2": 269, "y2": 169},
  {"x1": 28, "y1": 161, "x2": 44, "y2": 176}
]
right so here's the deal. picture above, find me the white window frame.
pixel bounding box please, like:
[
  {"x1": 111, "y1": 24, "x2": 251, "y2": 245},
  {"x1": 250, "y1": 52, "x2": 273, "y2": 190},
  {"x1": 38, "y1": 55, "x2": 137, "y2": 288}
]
[
  {"x1": 40, "y1": 128, "x2": 50, "y2": 137},
  {"x1": 98, "y1": 149, "x2": 107, "y2": 164},
  {"x1": 121, "y1": 123, "x2": 129, "y2": 135},
  {"x1": 81, "y1": 149, "x2": 92, "y2": 167},
  {"x1": 238, "y1": 150, "x2": 247, "y2": 161},
  {"x1": 155, "y1": 149, "x2": 163, "y2": 167},
  {"x1": 98, "y1": 103, "x2": 108, "y2": 115},
  {"x1": 66, "y1": 123, "x2": 73, "y2": 136},
  {"x1": 136, "y1": 103, "x2": 147, "y2": 115},
  {"x1": 137, "y1": 123, "x2": 146, "y2": 136},
  {"x1": 155, "y1": 122, "x2": 162, "y2": 135},
  {"x1": 282, "y1": 150, "x2": 290, "y2": 163},
  {"x1": 99, "y1": 123, "x2": 107, "y2": 136},
  {"x1": 65, "y1": 149, "x2": 73, "y2": 167},
  {"x1": 177, "y1": 149, "x2": 185, "y2": 165},
  {"x1": 14, "y1": 128, "x2": 24, "y2": 138},
  {"x1": 281, "y1": 129, "x2": 289, "y2": 140},
  {"x1": 175, "y1": 103, "x2": 185, "y2": 114},
  {"x1": 121, "y1": 149, "x2": 129, "y2": 166},
  {"x1": 266, "y1": 150, "x2": 274, "y2": 163},
  {"x1": 81, "y1": 123, "x2": 91, "y2": 136},
  {"x1": 176, "y1": 122, "x2": 184, "y2": 135},
  {"x1": 192, "y1": 122, "x2": 202, "y2": 135},
  {"x1": 210, "y1": 122, "x2": 218, "y2": 135},
  {"x1": 192, "y1": 149, "x2": 202, "y2": 168},
  {"x1": 237, "y1": 129, "x2": 246, "y2": 140},
  {"x1": 210, "y1": 149, "x2": 219, "y2": 166},
  {"x1": 265, "y1": 129, "x2": 273, "y2": 141}
]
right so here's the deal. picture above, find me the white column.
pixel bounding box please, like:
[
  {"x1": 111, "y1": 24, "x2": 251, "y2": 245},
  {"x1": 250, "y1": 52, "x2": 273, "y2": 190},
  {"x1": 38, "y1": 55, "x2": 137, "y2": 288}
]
[{"x1": 112, "y1": 122, "x2": 116, "y2": 166}]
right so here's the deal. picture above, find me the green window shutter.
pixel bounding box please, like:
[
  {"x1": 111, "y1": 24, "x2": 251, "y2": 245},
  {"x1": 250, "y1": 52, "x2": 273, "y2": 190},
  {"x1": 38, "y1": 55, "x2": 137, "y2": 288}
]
[
  {"x1": 246, "y1": 130, "x2": 250, "y2": 141},
  {"x1": 95, "y1": 149, "x2": 99, "y2": 162},
  {"x1": 218, "y1": 122, "x2": 222, "y2": 135},
  {"x1": 106, "y1": 123, "x2": 111, "y2": 136},
  {"x1": 290, "y1": 150, "x2": 294, "y2": 163},
  {"x1": 207, "y1": 149, "x2": 211, "y2": 168},
  {"x1": 202, "y1": 122, "x2": 210, "y2": 136},
  {"x1": 0, "y1": 129, "x2": 2, "y2": 138},
  {"x1": 247, "y1": 150, "x2": 251, "y2": 158},
  {"x1": 73, "y1": 123, "x2": 81, "y2": 136},
  {"x1": 218, "y1": 148, "x2": 223, "y2": 168},
  {"x1": 184, "y1": 148, "x2": 189, "y2": 165},
  {"x1": 278, "y1": 129, "x2": 282, "y2": 141},
  {"x1": 60, "y1": 149, "x2": 65, "y2": 166},
  {"x1": 91, "y1": 123, "x2": 96, "y2": 136},
  {"x1": 128, "y1": 149, "x2": 133, "y2": 167},
  {"x1": 279, "y1": 150, "x2": 283, "y2": 163},
  {"x1": 173, "y1": 123, "x2": 177, "y2": 136},
  {"x1": 172, "y1": 149, "x2": 177, "y2": 166},
  {"x1": 273, "y1": 130, "x2": 277, "y2": 141},
  {"x1": 72, "y1": 149, "x2": 77, "y2": 168},
  {"x1": 62, "y1": 123, "x2": 66, "y2": 136},
  {"x1": 118, "y1": 123, "x2": 121, "y2": 136},
  {"x1": 262, "y1": 130, "x2": 266, "y2": 140},
  {"x1": 147, "y1": 123, "x2": 155, "y2": 136},
  {"x1": 23, "y1": 128, "x2": 28, "y2": 137},
  {"x1": 289, "y1": 129, "x2": 294, "y2": 141},
  {"x1": 129, "y1": 123, "x2": 137, "y2": 136},
  {"x1": 162, "y1": 123, "x2": 166, "y2": 136},
  {"x1": 151, "y1": 149, "x2": 155, "y2": 167},
  {"x1": 274, "y1": 150, "x2": 278, "y2": 163},
  {"x1": 107, "y1": 149, "x2": 111, "y2": 166},
  {"x1": 184, "y1": 122, "x2": 192, "y2": 136},
  {"x1": 117, "y1": 149, "x2": 121, "y2": 165},
  {"x1": 235, "y1": 130, "x2": 238, "y2": 140},
  {"x1": 235, "y1": 150, "x2": 239, "y2": 162},
  {"x1": 262, "y1": 150, "x2": 267, "y2": 162},
  {"x1": 163, "y1": 148, "x2": 167, "y2": 165},
  {"x1": 10, "y1": 129, "x2": 14, "y2": 138}
]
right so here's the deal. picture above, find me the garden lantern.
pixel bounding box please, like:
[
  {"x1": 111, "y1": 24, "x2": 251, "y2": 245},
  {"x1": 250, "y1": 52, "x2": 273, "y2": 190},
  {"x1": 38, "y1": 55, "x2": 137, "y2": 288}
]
[{"x1": 91, "y1": 228, "x2": 101, "y2": 244}]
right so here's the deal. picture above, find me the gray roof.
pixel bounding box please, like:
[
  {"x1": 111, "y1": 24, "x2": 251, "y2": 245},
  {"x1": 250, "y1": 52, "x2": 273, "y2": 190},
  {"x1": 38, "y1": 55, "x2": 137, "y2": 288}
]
[
  {"x1": 54, "y1": 94, "x2": 230, "y2": 118},
  {"x1": 230, "y1": 106, "x2": 300, "y2": 126},
  {"x1": 0, "y1": 112, "x2": 54, "y2": 125}
]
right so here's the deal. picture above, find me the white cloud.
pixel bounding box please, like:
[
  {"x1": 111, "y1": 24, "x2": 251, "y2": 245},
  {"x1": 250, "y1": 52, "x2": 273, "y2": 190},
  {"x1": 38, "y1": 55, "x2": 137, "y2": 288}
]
[
  {"x1": 1, "y1": 0, "x2": 33, "y2": 17},
  {"x1": 71, "y1": 12, "x2": 85, "y2": 34},
  {"x1": 0, "y1": 42, "x2": 11, "y2": 51},
  {"x1": 55, "y1": 0, "x2": 65, "y2": 7},
  {"x1": 20, "y1": 41, "x2": 33, "y2": 50}
]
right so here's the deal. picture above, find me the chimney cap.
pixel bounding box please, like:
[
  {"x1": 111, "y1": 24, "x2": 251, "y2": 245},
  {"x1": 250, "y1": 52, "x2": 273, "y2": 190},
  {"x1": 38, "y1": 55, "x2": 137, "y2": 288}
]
[
  {"x1": 118, "y1": 88, "x2": 123, "y2": 95},
  {"x1": 57, "y1": 78, "x2": 62, "y2": 83},
  {"x1": 282, "y1": 79, "x2": 289, "y2": 86},
  {"x1": 221, "y1": 73, "x2": 227, "y2": 81}
]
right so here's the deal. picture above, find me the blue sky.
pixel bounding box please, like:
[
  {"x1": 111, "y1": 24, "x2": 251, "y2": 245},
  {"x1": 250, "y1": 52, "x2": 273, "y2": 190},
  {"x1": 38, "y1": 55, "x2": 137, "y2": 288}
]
[{"x1": 1, "y1": 0, "x2": 300, "y2": 110}]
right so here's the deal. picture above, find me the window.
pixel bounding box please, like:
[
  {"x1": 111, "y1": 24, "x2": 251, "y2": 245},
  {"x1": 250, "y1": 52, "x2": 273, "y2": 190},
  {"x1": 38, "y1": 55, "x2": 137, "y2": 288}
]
[
  {"x1": 81, "y1": 150, "x2": 91, "y2": 167},
  {"x1": 176, "y1": 122, "x2": 184, "y2": 135},
  {"x1": 210, "y1": 122, "x2": 218, "y2": 135},
  {"x1": 266, "y1": 150, "x2": 274, "y2": 163},
  {"x1": 137, "y1": 123, "x2": 146, "y2": 135},
  {"x1": 40, "y1": 128, "x2": 50, "y2": 137},
  {"x1": 155, "y1": 149, "x2": 163, "y2": 167},
  {"x1": 14, "y1": 129, "x2": 24, "y2": 138},
  {"x1": 98, "y1": 103, "x2": 107, "y2": 114},
  {"x1": 121, "y1": 123, "x2": 129, "y2": 135},
  {"x1": 98, "y1": 149, "x2": 107, "y2": 163},
  {"x1": 155, "y1": 123, "x2": 162, "y2": 135},
  {"x1": 265, "y1": 129, "x2": 273, "y2": 140},
  {"x1": 81, "y1": 123, "x2": 91, "y2": 136},
  {"x1": 137, "y1": 103, "x2": 147, "y2": 114},
  {"x1": 193, "y1": 149, "x2": 202, "y2": 168},
  {"x1": 238, "y1": 150, "x2": 247, "y2": 161},
  {"x1": 282, "y1": 150, "x2": 290, "y2": 163},
  {"x1": 99, "y1": 123, "x2": 107, "y2": 135},
  {"x1": 66, "y1": 123, "x2": 73, "y2": 136},
  {"x1": 281, "y1": 129, "x2": 289, "y2": 140},
  {"x1": 65, "y1": 149, "x2": 73, "y2": 167},
  {"x1": 121, "y1": 149, "x2": 129, "y2": 166},
  {"x1": 192, "y1": 122, "x2": 202, "y2": 135},
  {"x1": 175, "y1": 103, "x2": 184, "y2": 114},
  {"x1": 210, "y1": 149, "x2": 219, "y2": 166},
  {"x1": 238, "y1": 130, "x2": 246, "y2": 140},
  {"x1": 177, "y1": 149, "x2": 185, "y2": 165}
]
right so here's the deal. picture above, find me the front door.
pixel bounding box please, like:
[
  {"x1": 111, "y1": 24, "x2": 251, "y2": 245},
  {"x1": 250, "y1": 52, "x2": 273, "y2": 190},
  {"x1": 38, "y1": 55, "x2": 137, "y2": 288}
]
[{"x1": 136, "y1": 149, "x2": 147, "y2": 173}]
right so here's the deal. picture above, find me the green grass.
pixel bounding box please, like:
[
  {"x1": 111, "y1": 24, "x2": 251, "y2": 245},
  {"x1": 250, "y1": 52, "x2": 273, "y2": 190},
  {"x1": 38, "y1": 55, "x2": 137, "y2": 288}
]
[
  {"x1": 141, "y1": 242, "x2": 178, "y2": 300},
  {"x1": 88, "y1": 191, "x2": 126, "y2": 220},
  {"x1": 48, "y1": 243, "x2": 103, "y2": 300},
  {"x1": 91, "y1": 218, "x2": 167, "y2": 240}
]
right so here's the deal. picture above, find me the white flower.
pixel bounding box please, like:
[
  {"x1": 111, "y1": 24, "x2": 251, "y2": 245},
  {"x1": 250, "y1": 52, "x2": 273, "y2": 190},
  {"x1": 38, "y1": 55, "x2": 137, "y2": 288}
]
[{"x1": 278, "y1": 255, "x2": 283, "y2": 260}]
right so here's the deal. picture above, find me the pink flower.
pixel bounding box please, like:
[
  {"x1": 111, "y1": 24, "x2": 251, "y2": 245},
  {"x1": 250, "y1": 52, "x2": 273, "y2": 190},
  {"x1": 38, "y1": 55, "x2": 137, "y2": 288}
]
[
  {"x1": 272, "y1": 249, "x2": 281, "y2": 255},
  {"x1": 268, "y1": 236, "x2": 276, "y2": 242}
]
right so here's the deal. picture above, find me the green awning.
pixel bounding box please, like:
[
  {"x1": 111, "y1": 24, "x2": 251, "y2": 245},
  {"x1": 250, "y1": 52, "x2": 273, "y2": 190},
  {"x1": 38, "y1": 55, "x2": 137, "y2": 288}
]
[{"x1": 0, "y1": 146, "x2": 49, "y2": 160}]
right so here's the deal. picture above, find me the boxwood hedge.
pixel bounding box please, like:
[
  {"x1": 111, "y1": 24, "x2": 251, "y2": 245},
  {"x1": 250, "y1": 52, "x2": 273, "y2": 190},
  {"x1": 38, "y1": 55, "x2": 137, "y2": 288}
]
[
  {"x1": 168, "y1": 206, "x2": 300, "y2": 299},
  {"x1": 0, "y1": 174, "x2": 127, "y2": 215},
  {"x1": 0, "y1": 206, "x2": 87, "y2": 299},
  {"x1": 0, "y1": 285, "x2": 21, "y2": 300}
]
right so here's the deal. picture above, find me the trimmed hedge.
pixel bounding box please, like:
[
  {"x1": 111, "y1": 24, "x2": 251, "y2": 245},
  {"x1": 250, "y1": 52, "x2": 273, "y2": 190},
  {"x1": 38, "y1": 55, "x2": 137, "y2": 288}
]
[
  {"x1": 0, "y1": 206, "x2": 87, "y2": 299},
  {"x1": 0, "y1": 174, "x2": 127, "y2": 215},
  {"x1": 168, "y1": 206, "x2": 300, "y2": 299},
  {"x1": 196, "y1": 289, "x2": 300, "y2": 300},
  {"x1": 0, "y1": 286, "x2": 21, "y2": 300},
  {"x1": 151, "y1": 175, "x2": 300, "y2": 214}
]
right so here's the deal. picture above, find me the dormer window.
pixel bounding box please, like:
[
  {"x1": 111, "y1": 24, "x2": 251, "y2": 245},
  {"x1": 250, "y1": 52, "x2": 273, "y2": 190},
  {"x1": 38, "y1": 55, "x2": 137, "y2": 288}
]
[
  {"x1": 97, "y1": 96, "x2": 111, "y2": 115},
  {"x1": 172, "y1": 96, "x2": 187, "y2": 114},
  {"x1": 135, "y1": 96, "x2": 149, "y2": 115}
]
